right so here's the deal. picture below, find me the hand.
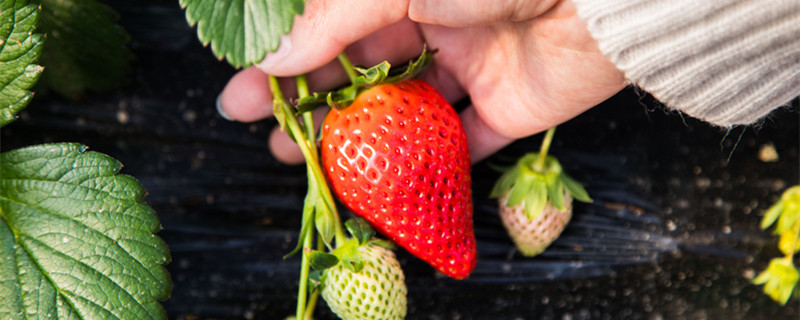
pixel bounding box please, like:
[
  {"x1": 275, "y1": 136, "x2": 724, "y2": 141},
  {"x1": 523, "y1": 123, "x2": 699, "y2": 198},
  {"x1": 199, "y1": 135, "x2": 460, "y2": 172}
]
[{"x1": 217, "y1": 0, "x2": 626, "y2": 164}]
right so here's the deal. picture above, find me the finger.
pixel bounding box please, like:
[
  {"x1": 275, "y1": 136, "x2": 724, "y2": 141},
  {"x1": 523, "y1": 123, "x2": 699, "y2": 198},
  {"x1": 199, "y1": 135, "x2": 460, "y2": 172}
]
[
  {"x1": 218, "y1": 67, "x2": 273, "y2": 122},
  {"x1": 258, "y1": 0, "x2": 413, "y2": 76},
  {"x1": 217, "y1": 68, "x2": 301, "y2": 122},
  {"x1": 269, "y1": 107, "x2": 329, "y2": 165},
  {"x1": 304, "y1": 18, "x2": 426, "y2": 92},
  {"x1": 418, "y1": 62, "x2": 467, "y2": 103},
  {"x1": 459, "y1": 106, "x2": 515, "y2": 163},
  {"x1": 220, "y1": 18, "x2": 425, "y2": 122},
  {"x1": 409, "y1": 0, "x2": 559, "y2": 27}
]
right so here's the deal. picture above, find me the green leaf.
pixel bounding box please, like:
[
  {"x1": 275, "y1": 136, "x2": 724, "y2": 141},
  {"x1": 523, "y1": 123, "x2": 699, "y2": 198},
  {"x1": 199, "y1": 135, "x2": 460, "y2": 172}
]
[
  {"x1": 34, "y1": 0, "x2": 132, "y2": 98},
  {"x1": 180, "y1": 0, "x2": 305, "y2": 68},
  {"x1": 0, "y1": 0, "x2": 44, "y2": 128},
  {"x1": 0, "y1": 143, "x2": 171, "y2": 319},
  {"x1": 283, "y1": 188, "x2": 315, "y2": 259}
]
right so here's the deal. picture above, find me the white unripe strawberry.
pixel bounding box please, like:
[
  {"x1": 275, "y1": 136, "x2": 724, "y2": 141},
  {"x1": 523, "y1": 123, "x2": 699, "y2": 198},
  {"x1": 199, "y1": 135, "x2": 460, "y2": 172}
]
[
  {"x1": 498, "y1": 191, "x2": 573, "y2": 256},
  {"x1": 491, "y1": 152, "x2": 591, "y2": 257},
  {"x1": 321, "y1": 242, "x2": 407, "y2": 320}
]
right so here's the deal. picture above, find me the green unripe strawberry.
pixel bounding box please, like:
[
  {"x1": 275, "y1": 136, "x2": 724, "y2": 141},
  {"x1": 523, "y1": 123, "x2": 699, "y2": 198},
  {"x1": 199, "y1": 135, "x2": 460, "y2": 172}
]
[
  {"x1": 491, "y1": 152, "x2": 591, "y2": 257},
  {"x1": 321, "y1": 242, "x2": 407, "y2": 320}
]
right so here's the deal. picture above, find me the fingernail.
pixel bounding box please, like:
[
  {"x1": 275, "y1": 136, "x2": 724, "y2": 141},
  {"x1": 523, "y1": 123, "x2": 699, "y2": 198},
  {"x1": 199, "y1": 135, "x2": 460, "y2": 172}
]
[
  {"x1": 216, "y1": 94, "x2": 234, "y2": 121},
  {"x1": 258, "y1": 35, "x2": 292, "y2": 71}
]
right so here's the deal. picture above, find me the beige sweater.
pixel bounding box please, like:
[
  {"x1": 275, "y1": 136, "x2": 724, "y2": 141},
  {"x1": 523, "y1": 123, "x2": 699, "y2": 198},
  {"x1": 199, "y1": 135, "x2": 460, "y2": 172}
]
[{"x1": 572, "y1": 0, "x2": 800, "y2": 127}]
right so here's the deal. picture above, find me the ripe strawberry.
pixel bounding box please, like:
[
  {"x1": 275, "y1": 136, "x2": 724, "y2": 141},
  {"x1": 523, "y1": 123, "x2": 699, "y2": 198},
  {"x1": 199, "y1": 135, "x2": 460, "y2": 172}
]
[
  {"x1": 321, "y1": 242, "x2": 407, "y2": 320},
  {"x1": 490, "y1": 152, "x2": 591, "y2": 257},
  {"x1": 320, "y1": 79, "x2": 476, "y2": 279}
]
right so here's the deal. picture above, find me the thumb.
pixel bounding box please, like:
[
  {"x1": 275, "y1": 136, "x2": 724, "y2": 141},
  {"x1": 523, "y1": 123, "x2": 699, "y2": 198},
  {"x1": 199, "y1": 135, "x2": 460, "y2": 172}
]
[{"x1": 257, "y1": 0, "x2": 410, "y2": 76}]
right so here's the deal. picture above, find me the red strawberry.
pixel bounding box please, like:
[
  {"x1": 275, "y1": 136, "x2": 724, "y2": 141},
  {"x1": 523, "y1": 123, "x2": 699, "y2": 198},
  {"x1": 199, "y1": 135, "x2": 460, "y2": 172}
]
[{"x1": 320, "y1": 79, "x2": 476, "y2": 279}]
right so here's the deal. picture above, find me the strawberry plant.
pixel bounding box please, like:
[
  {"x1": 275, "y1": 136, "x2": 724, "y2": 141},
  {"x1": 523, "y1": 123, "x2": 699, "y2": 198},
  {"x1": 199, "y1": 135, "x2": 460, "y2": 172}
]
[
  {"x1": 271, "y1": 49, "x2": 471, "y2": 318},
  {"x1": 490, "y1": 128, "x2": 591, "y2": 257},
  {"x1": 1, "y1": 1, "x2": 171, "y2": 319},
  {"x1": 753, "y1": 185, "x2": 800, "y2": 305},
  {"x1": 182, "y1": 0, "x2": 477, "y2": 313}
]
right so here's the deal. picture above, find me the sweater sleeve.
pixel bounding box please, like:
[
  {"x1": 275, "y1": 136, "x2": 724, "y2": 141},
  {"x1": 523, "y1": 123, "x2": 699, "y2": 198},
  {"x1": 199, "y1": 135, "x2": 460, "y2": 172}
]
[{"x1": 571, "y1": 0, "x2": 800, "y2": 127}]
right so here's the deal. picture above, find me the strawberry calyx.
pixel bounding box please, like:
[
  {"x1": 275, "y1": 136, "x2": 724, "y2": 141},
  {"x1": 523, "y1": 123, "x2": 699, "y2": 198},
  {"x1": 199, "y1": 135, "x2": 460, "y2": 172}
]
[
  {"x1": 296, "y1": 47, "x2": 435, "y2": 113},
  {"x1": 308, "y1": 218, "x2": 396, "y2": 274},
  {"x1": 490, "y1": 152, "x2": 591, "y2": 220}
]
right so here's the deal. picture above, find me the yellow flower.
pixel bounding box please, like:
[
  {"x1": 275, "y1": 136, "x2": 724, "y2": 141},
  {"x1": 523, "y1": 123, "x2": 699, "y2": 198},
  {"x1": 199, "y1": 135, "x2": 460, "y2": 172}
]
[{"x1": 752, "y1": 258, "x2": 799, "y2": 305}]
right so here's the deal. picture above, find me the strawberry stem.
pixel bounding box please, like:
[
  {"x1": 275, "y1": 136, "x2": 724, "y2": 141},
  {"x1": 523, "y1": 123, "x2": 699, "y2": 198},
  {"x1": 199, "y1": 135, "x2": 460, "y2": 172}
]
[
  {"x1": 270, "y1": 75, "x2": 347, "y2": 320},
  {"x1": 338, "y1": 52, "x2": 358, "y2": 83},
  {"x1": 296, "y1": 74, "x2": 316, "y2": 140},
  {"x1": 533, "y1": 127, "x2": 556, "y2": 173}
]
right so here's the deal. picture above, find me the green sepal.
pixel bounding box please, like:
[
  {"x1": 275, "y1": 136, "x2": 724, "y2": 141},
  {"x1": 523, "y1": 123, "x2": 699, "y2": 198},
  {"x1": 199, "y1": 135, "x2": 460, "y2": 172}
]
[
  {"x1": 383, "y1": 46, "x2": 435, "y2": 84},
  {"x1": 308, "y1": 250, "x2": 339, "y2": 271},
  {"x1": 295, "y1": 46, "x2": 435, "y2": 113},
  {"x1": 345, "y1": 217, "x2": 375, "y2": 246},
  {"x1": 326, "y1": 87, "x2": 357, "y2": 111},
  {"x1": 546, "y1": 170, "x2": 566, "y2": 212},
  {"x1": 296, "y1": 92, "x2": 328, "y2": 113},
  {"x1": 506, "y1": 173, "x2": 534, "y2": 207},
  {"x1": 491, "y1": 152, "x2": 592, "y2": 221},
  {"x1": 308, "y1": 270, "x2": 323, "y2": 293},
  {"x1": 561, "y1": 173, "x2": 592, "y2": 203},
  {"x1": 524, "y1": 181, "x2": 547, "y2": 221},
  {"x1": 490, "y1": 165, "x2": 521, "y2": 199},
  {"x1": 353, "y1": 61, "x2": 390, "y2": 87},
  {"x1": 370, "y1": 239, "x2": 397, "y2": 250},
  {"x1": 330, "y1": 238, "x2": 364, "y2": 273}
]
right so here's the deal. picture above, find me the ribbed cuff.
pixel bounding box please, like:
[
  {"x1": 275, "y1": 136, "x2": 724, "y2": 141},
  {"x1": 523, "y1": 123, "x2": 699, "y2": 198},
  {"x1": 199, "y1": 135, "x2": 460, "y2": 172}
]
[{"x1": 572, "y1": 0, "x2": 800, "y2": 126}]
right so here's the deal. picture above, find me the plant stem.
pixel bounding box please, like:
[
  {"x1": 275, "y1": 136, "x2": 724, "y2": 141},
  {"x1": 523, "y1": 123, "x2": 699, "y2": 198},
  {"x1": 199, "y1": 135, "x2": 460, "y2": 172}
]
[
  {"x1": 304, "y1": 290, "x2": 320, "y2": 320},
  {"x1": 273, "y1": 75, "x2": 350, "y2": 319},
  {"x1": 296, "y1": 75, "x2": 316, "y2": 141},
  {"x1": 296, "y1": 238, "x2": 314, "y2": 319},
  {"x1": 533, "y1": 127, "x2": 556, "y2": 173},
  {"x1": 338, "y1": 53, "x2": 358, "y2": 83}
]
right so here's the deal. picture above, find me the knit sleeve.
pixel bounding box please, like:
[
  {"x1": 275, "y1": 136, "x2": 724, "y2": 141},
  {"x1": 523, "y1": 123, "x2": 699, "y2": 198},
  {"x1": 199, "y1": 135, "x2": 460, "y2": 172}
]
[{"x1": 571, "y1": 0, "x2": 800, "y2": 127}]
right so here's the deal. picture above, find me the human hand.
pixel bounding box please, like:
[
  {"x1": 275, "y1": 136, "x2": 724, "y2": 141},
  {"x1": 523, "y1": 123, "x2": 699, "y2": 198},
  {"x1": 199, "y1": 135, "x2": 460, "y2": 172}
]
[{"x1": 217, "y1": 0, "x2": 626, "y2": 164}]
